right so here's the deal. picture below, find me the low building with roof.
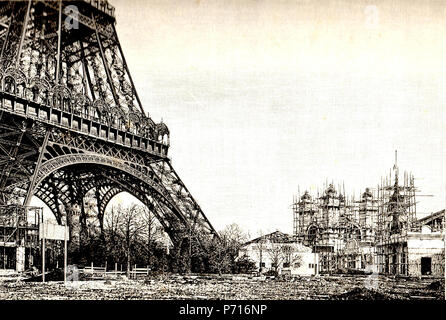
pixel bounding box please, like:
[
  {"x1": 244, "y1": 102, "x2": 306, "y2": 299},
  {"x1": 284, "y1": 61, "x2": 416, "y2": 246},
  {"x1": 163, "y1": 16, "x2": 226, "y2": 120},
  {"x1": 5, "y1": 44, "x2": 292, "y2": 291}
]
[{"x1": 238, "y1": 231, "x2": 319, "y2": 276}]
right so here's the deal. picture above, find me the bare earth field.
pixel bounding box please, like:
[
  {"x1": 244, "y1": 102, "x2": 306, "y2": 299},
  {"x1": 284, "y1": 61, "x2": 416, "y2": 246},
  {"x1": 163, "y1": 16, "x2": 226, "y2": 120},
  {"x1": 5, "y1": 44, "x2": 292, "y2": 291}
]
[{"x1": 0, "y1": 274, "x2": 443, "y2": 300}]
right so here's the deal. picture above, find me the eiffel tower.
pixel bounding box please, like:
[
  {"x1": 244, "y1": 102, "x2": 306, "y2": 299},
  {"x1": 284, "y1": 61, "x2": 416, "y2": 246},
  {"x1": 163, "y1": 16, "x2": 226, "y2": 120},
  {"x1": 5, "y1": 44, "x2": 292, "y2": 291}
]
[{"x1": 0, "y1": 0, "x2": 218, "y2": 265}]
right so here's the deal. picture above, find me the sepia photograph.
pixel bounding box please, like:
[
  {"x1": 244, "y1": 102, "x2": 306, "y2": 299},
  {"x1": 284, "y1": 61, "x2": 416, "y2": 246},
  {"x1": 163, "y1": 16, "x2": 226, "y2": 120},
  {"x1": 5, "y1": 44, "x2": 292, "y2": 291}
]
[{"x1": 0, "y1": 0, "x2": 444, "y2": 309}]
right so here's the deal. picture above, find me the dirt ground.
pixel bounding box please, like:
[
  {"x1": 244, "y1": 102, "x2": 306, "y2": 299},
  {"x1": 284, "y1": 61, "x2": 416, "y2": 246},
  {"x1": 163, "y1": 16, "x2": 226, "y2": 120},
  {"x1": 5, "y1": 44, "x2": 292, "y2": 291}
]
[{"x1": 0, "y1": 274, "x2": 443, "y2": 300}]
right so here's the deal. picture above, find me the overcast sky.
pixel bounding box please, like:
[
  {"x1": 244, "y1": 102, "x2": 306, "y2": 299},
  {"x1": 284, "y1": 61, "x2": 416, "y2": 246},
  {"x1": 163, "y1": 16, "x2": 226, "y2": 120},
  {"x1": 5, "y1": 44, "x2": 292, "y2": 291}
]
[
  {"x1": 35, "y1": 0, "x2": 446, "y2": 236},
  {"x1": 107, "y1": 0, "x2": 445, "y2": 236}
]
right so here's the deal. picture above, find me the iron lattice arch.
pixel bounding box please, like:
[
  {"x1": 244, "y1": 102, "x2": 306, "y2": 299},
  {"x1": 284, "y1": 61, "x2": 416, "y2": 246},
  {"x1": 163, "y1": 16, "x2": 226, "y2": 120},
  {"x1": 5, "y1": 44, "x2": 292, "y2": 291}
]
[{"x1": 0, "y1": 0, "x2": 219, "y2": 249}]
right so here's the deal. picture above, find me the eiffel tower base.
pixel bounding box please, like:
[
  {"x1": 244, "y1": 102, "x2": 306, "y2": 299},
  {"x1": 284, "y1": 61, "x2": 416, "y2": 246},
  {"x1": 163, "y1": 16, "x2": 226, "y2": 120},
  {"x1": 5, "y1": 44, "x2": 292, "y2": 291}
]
[{"x1": 0, "y1": 0, "x2": 220, "y2": 272}]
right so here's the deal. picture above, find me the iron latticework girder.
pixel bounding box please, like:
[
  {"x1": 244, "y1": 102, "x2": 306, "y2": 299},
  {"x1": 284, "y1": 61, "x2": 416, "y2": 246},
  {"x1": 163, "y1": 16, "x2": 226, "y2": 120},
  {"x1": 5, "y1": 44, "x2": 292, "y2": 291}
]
[{"x1": 33, "y1": 162, "x2": 208, "y2": 245}]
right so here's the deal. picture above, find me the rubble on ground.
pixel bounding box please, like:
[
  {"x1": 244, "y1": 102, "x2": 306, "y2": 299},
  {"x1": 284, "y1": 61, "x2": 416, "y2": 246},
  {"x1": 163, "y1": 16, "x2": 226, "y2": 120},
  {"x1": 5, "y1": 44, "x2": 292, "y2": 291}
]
[
  {"x1": 331, "y1": 287, "x2": 398, "y2": 300},
  {"x1": 0, "y1": 273, "x2": 443, "y2": 300}
]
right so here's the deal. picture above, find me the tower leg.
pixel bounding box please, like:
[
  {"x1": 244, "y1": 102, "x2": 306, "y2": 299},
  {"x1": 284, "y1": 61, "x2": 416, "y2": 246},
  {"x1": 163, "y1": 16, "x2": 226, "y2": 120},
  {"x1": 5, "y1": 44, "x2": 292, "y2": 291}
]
[
  {"x1": 66, "y1": 204, "x2": 81, "y2": 265},
  {"x1": 15, "y1": 244, "x2": 25, "y2": 272}
]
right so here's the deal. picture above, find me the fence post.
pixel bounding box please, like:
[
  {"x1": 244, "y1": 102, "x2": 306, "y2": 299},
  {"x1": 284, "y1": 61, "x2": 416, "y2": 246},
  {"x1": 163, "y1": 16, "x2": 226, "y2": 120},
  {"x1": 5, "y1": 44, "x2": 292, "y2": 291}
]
[
  {"x1": 91, "y1": 261, "x2": 93, "y2": 272},
  {"x1": 115, "y1": 262, "x2": 117, "y2": 274}
]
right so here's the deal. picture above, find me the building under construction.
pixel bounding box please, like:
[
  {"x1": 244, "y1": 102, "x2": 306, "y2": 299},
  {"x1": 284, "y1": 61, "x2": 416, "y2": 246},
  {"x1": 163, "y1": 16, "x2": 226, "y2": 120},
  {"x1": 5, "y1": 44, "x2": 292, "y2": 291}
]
[
  {"x1": 0, "y1": 205, "x2": 41, "y2": 272},
  {"x1": 292, "y1": 154, "x2": 445, "y2": 277}
]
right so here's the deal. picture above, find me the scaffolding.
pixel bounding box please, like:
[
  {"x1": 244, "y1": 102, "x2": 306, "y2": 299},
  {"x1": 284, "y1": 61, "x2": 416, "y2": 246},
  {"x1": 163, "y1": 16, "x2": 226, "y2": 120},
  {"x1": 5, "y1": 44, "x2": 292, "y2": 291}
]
[
  {"x1": 293, "y1": 183, "x2": 363, "y2": 273},
  {"x1": 0, "y1": 205, "x2": 41, "y2": 271},
  {"x1": 291, "y1": 152, "x2": 443, "y2": 276},
  {"x1": 375, "y1": 160, "x2": 420, "y2": 276}
]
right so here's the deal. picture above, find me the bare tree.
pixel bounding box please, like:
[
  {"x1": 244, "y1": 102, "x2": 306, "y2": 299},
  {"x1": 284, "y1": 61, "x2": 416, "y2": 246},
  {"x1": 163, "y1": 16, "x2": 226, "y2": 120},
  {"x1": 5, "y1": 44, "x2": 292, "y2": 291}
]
[
  {"x1": 103, "y1": 204, "x2": 146, "y2": 272},
  {"x1": 281, "y1": 244, "x2": 302, "y2": 269},
  {"x1": 104, "y1": 205, "x2": 122, "y2": 242},
  {"x1": 220, "y1": 223, "x2": 249, "y2": 261},
  {"x1": 205, "y1": 235, "x2": 231, "y2": 274},
  {"x1": 253, "y1": 230, "x2": 266, "y2": 273},
  {"x1": 266, "y1": 243, "x2": 285, "y2": 275},
  {"x1": 102, "y1": 205, "x2": 124, "y2": 267},
  {"x1": 119, "y1": 204, "x2": 146, "y2": 273},
  {"x1": 139, "y1": 206, "x2": 165, "y2": 267}
]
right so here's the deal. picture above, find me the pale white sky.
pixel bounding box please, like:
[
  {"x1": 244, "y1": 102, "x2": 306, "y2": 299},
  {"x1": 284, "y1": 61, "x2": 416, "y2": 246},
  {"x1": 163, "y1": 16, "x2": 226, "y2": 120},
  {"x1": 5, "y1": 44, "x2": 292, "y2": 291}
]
[{"x1": 34, "y1": 0, "x2": 446, "y2": 236}]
